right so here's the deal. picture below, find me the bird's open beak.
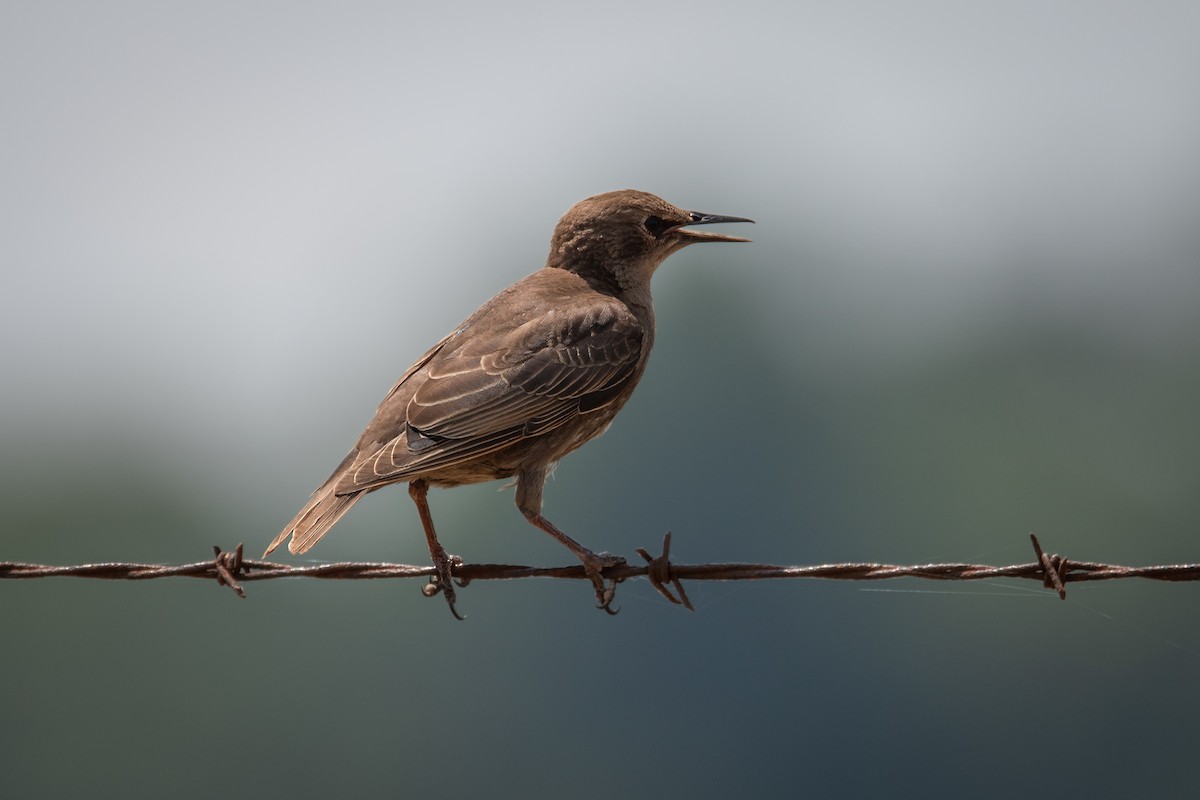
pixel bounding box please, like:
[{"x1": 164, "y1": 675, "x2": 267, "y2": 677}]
[{"x1": 671, "y1": 211, "x2": 755, "y2": 243}]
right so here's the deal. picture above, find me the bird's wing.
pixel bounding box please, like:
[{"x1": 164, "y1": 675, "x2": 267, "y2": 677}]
[{"x1": 336, "y1": 300, "x2": 643, "y2": 492}]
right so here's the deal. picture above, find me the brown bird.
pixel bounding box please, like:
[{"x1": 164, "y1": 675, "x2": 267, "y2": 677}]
[{"x1": 265, "y1": 189, "x2": 753, "y2": 617}]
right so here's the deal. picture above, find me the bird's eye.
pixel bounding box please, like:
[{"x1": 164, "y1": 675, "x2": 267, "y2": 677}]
[{"x1": 643, "y1": 215, "x2": 671, "y2": 237}]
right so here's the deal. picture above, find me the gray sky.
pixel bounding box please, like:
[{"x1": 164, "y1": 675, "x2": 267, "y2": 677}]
[{"x1": 3, "y1": 1, "x2": 1198, "y2": 448}]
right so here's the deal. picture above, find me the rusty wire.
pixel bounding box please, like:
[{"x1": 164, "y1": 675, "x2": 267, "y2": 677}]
[{"x1": 2, "y1": 535, "x2": 1198, "y2": 607}]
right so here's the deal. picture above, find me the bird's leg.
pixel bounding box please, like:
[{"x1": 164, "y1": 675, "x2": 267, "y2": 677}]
[
  {"x1": 408, "y1": 479, "x2": 464, "y2": 620},
  {"x1": 522, "y1": 510, "x2": 625, "y2": 613},
  {"x1": 515, "y1": 466, "x2": 624, "y2": 613}
]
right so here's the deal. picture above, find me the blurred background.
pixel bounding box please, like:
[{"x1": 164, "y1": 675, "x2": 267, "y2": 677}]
[{"x1": 2, "y1": 1, "x2": 1198, "y2": 796}]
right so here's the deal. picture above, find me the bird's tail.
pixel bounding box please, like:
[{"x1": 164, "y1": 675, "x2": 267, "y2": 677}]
[
  {"x1": 264, "y1": 450, "x2": 365, "y2": 557},
  {"x1": 263, "y1": 489, "x2": 363, "y2": 557}
]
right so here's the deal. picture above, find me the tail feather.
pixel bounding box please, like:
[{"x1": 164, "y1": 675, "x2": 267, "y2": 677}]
[
  {"x1": 265, "y1": 448, "x2": 366, "y2": 557},
  {"x1": 264, "y1": 489, "x2": 365, "y2": 556}
]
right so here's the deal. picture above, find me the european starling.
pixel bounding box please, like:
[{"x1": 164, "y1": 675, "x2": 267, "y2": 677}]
[{"x1": 265, "y1": 189, "x2": 753, "y2": 616}]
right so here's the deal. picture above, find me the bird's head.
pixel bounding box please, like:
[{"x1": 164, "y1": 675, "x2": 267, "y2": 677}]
[{"x1": 546, "y1": 189, "x2": 753, "y2": 291}]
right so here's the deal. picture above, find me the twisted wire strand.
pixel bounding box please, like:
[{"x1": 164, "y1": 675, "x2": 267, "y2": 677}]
[{"x1": 2, "y1": 536, "x2": 1197, "y2": 603}]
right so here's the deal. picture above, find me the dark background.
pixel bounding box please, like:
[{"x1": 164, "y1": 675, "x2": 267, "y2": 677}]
[{"x1": 3, "y1": 2, "x2": 1198, "y2": 797}]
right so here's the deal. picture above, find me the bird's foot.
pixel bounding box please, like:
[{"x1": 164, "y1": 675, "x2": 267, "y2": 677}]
[
  {"x1": 421, "y1": 550, "x2": 466, "y2": 620},
  {"x1": 578, "y1": 550, "x2": 626, "y2": 615}
]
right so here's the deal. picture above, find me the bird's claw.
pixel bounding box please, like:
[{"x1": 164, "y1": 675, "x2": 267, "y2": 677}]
[
  {"x1": 422, "y1": 552, "x2": 465, "y2": 620},
  {"x1": 580, "y1": 551, "x2": 625, "y2": 614}
]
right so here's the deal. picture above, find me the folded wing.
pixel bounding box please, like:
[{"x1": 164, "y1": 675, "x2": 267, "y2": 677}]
[{"x1": 336, "y1": 300, "x2": 644, "y2": 493}]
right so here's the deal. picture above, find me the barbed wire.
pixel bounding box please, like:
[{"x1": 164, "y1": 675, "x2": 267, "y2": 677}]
[{"x1": 2, "y1": 534, "x2": 1197, "y2": 610}]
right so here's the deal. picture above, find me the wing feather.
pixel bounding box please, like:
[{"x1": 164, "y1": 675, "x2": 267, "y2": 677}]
[{"x1": 333, "y1": 299, "x2": 643, "y2": 494}]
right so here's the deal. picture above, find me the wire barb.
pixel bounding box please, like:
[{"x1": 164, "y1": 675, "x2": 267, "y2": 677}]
[
  {"x1": 1029, "y1": 533, "x2": 1067, "y2": 599},
  {"x1": 212, "y1": 544, "x2": 246, "y2": 598},
  {"x1": 635, "y1": 532, "x2": 693, "y2": 610}
]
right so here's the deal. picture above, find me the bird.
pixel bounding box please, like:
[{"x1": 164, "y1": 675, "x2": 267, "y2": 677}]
[{"x1": 265, "y1": 189, "x2": 753, "y2": 617}]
